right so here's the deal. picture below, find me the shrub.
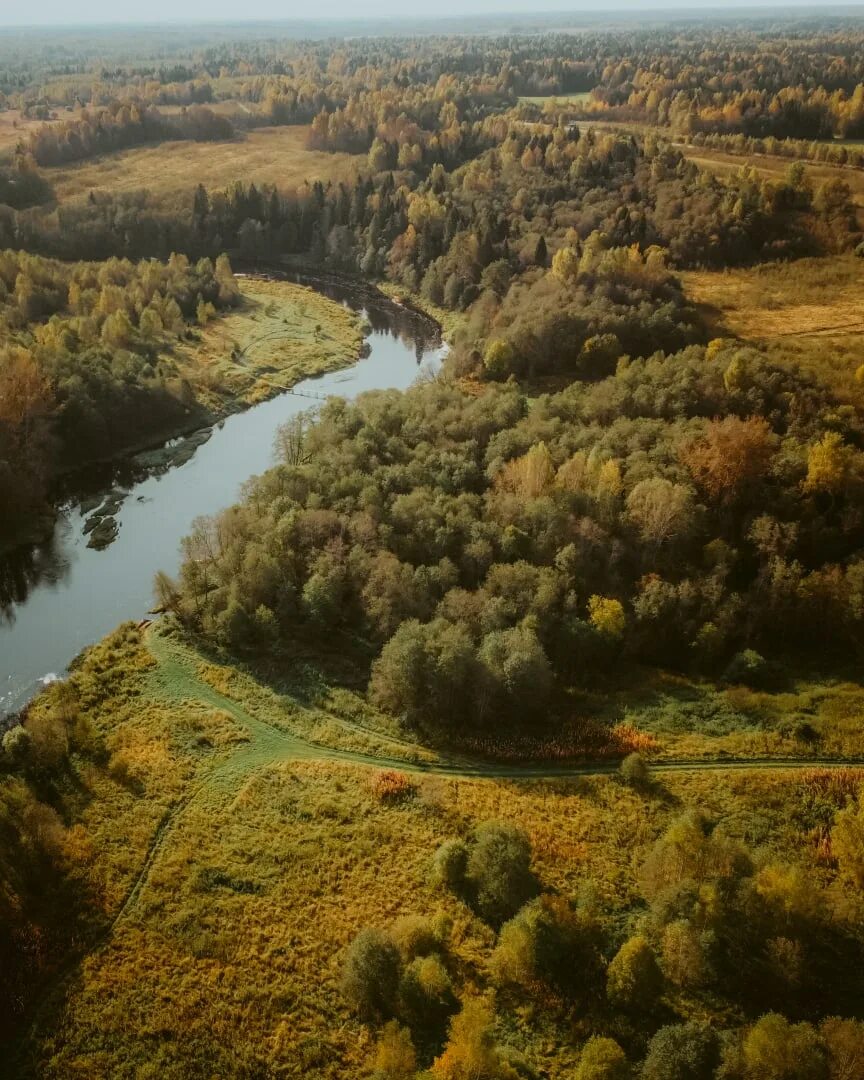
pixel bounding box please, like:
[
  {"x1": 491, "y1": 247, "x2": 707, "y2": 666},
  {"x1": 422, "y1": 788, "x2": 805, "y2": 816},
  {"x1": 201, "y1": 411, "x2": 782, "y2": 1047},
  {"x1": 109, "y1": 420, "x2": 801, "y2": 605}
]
[
  {"x1": 372, "y1": 770, "x2": 417, "y2": 804},
  {"x1": 575, "y1": 1037, "x2": 631, "y2": 1080},
  {"x1": 391, "y1": 914, "x2": 442, "y2": 960},
  {"x1": 466, "y1": 822, "x2": 538, "y2": 927},
  {"x1": 2, "y1": 725, "x2": 31, "y2": 765},
  {"x1": 722, "y1": 650, "x2": 774, "y2": 690},
  {"x1": 433, "y1": 839, "x2": 469, "y2": 893},
  {"x1": 492, "y1": 895, "x2": 605, "y2": 1000},
  {"x1": 341, "y1": 928, "x2": 402, "y2": 1020},
  {"x1": 619, "y1": 752, "x2": 650, "y2": 787},
  {"x1": 606, "y1": 935, "x2": 663, "y2": 1009},
  {"x1": 398, "y1": 954, "x2": 458, "y2": 1035},
  {"x1": 642, "y1": 1022, "x2": 720, "y2": 1080},
  {"x1": 372, "y1": 1021, "x2": 417, "y2": 1080}
]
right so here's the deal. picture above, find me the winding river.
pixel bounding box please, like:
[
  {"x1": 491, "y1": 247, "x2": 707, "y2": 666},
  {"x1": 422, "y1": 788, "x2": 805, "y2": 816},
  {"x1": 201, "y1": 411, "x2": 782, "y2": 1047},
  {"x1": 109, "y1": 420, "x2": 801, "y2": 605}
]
[{"x1": 0, "y1": 273, "x2": 445, "y2": 718}]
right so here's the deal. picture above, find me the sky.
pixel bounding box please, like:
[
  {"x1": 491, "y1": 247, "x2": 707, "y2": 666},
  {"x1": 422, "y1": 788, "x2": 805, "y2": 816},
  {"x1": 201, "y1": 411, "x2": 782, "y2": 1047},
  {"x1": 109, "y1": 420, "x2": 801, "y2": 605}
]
[{"x1": 0, "y1": 0, "x2": 853, "y2": 30}]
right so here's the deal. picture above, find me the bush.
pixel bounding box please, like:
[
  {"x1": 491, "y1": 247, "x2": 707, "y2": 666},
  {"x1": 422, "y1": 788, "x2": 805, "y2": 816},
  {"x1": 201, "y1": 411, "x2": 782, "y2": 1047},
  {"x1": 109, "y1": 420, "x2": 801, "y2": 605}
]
[
  {"x1": 620, "y1": 752, "x2": 650, "y2": 787},
  {"x1": 433, "y1": 839, "x2": 469, "y2": 893},
  {"x1": 372, "y1": 770, "x2": 417, "y2": 804},
  {"x1": 492, "y1": 895, "x2": 605, "y2": 999},
  {"x1": 391, "y1": 914, "x2": 442, "y2": 960},
  {"x1": 371, "y1": 1021, "x2": 417, "y2": 1080},
  {"x1": 2, "y1": 725, "x2": 31, "y2": 765},
  {"x1": 722, "y1": 649, "x2": 775, "y2": 690},
  {"x1": 642, "y1": 1022, "x2": 720, "y2": 1080},
  {"x1": 606, "y1": 935, "x2": 663, "y2": 1010},
  {"x1": 575, "y1": 1037, "x2": 631, "y2": 1080},
  {"x1": 341, "y1": 928, "x2": 402, "y2": 1020},
  {"x1": 466, "y1": 822, "x2": 538, "y2": 927},
  {"x1": 398, "y1": 954, "x2": 458, "y2": 1035}
]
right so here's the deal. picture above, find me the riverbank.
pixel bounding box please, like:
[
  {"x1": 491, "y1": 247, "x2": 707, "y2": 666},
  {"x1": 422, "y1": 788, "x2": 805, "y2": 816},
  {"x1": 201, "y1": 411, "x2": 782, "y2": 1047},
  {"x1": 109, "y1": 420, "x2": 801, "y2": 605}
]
[
  {"x1": 0, "y1": 271, "x2": 445, "y2": 719},
  {"x1": 0, "y1": 275, "x2": 365, "y2": 562}
]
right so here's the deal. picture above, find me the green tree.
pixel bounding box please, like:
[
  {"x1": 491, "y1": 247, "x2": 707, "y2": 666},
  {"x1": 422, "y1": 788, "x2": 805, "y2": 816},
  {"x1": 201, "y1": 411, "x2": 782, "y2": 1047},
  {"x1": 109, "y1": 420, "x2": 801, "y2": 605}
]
[
  {"x1": 466, "y1": 821, "x2": 537, "y2": 927},
  {"x1": 742, "y1": 1014, "x2": 828, "y2": 1080},
  {"x1": 642, "y1": 1022, "x2": 720, "y2": 1080}
]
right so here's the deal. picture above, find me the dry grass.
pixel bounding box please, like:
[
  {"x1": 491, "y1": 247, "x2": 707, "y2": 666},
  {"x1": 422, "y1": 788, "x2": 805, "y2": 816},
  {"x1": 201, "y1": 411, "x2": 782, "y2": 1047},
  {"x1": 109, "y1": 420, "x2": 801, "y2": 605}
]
[
  {"x1": 46, "y1": 125, "x2": 360, "y2": 206},
  {"x1": 0, "y1": 108, "x2": 49, "y2": 157},
  {"x1": 683, "y1": 256, "x2": 864, "y2": 340},
  {"x1": 171, "y1": 276, "x2": 364, "y2": 411},
  {"x1": 16, "y1": 623, "x2": 864, "y2": 1077},
  {"x1": 518, "y1": 91, "x2": 593, "y2": 107}
]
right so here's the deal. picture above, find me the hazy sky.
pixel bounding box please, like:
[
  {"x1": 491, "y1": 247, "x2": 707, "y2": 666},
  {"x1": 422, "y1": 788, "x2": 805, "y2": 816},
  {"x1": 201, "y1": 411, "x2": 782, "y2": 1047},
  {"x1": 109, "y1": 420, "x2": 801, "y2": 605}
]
[{"x1": 0, "y1": 0, "x2": 845, "y2": 30}]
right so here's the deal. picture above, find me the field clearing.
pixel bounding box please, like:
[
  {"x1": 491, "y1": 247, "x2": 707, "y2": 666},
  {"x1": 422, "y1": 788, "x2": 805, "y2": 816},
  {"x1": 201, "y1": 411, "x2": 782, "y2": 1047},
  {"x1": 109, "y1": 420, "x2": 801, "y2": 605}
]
[
  {"x1": 173, "y1": 276, "x2": 364, "y2": 410},
  {"x1": 47, "y1": 125, "x2": 361, "y2": 204},
  {"x1": 680, "y1": 145, "x2": 864, "y2": 220},
  {"x1": 18, "y1": 623, "x2": 860, "y2": 1078},
  {"x1": 0, "y1": 108, "x2": 52, "y2": 156},
  {"x1": 682, "y1": 255, "x2": 864, "y2": 391},
  {"x1": 518, "y1": 90, "x2": 593, "y2": 107},
  {"x1": 683, "y1": 255, "x2": 864, "y2": 341}
]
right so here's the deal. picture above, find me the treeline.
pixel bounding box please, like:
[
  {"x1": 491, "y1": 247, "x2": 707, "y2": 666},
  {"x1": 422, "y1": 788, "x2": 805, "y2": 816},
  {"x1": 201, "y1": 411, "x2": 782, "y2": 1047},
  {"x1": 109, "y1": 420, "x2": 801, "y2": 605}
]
[
  {"x1": 678, "y1": 130, "x2": 864, "y2": 170},
  {"x1": 10, "y1": 21, "x2": 864, "y2": 149},
  {"x1": 584, "y1": 81, "x2": 864, "y2": 142},
  {"x1": 6, "y1": 124, "x2": 856, "y2": 292},
  {"x1": 0, "y1": 627, "x2": 143, "y2": 1046},
  {"x1": 0, "y1": 250, "x2": 239, "y2": 545},
  {"x1": 344, "y1": 799, "x2": 864, "y2": 1077},
  {"x1": 161, "y1": 322, "x2": 864, "y2": 743},
  {"x1": 23, "y1": 102, "x2": 235, "y2": 169},
  {"x1": 306, "y1": 82, "x2": 510, "y2": 157}
]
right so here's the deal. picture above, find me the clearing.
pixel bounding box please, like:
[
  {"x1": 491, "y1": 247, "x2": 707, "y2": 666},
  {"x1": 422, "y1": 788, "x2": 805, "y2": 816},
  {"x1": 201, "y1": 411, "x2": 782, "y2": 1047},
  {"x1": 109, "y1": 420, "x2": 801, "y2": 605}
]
[
  {"x1": 172, "y1": 275, "x2": 365, "y2": 412},
  {"x1": 46, "y1": 125, "x2": 361, "y2": 206},
  {"x1": 15, "y1": 621, "x2": 864, "y2": 1078},
  {"x1": 682, "y1": 254, "x2": 864, "y2": 390}
]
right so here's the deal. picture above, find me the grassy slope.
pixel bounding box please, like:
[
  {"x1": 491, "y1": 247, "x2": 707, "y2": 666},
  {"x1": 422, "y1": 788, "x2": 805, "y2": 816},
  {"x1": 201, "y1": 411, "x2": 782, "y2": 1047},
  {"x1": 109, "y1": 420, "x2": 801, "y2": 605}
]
[
  {"x1": 172, "y1": 276, "x2": 365, "y2": 413},
  {"x1": 16, "y1": 622, "x2": 864, "y2": 1078}
]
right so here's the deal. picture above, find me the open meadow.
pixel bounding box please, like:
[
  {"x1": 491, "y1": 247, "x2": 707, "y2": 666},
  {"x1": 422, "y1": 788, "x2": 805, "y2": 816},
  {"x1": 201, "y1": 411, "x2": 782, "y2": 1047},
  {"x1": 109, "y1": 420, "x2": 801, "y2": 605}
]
[
  {"x1": 172, "y1": 276, "x2": 364, "y2": 412},
  {"x1": 15, "y1": 622, "x2": 864, "y2": 1079},
  {"x1": 45, "y1": 126, "x2": 361, "y2": 206}
]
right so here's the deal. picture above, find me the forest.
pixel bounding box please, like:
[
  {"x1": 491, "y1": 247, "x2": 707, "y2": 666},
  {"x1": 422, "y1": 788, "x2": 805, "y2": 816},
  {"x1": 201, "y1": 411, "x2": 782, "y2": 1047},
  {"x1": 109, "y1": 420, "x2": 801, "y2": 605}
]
[{"x1": 4, "y1": 10, "x2": 864, "y2": 1079}]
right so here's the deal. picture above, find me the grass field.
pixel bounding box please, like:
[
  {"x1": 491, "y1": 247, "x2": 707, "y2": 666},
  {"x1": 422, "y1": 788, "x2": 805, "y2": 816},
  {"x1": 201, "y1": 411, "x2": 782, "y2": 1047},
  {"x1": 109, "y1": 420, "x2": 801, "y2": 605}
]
[
  {"x1": 15, "y1": 621, "x2": 864, "y2": 1078},
  {"x1": 683, "y1": 255, "x2": 864, "y2": 339},
  {"x1": 46, "y1": 125, "x2": 360, "y2": 205},
  {"x1": 172, "y1": 276, "x2": 364, "y2": 412},
  {"x1": 518, "y1": 90, "x2": 593, "y2": 108},
  {"x1": 682, "y1": 255, "x2": 864, "y2": 390},
  {"x1": 0, "y1": 108, "x2": 51, "y2": 157}
]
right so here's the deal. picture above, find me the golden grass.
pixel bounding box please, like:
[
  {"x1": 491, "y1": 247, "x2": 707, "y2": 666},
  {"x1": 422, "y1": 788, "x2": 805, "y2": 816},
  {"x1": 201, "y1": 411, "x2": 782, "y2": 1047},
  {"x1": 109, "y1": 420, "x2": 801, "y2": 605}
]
[
  {"x1": 47, "y1": 125, "x2": 361, "y2": 206},
  {"x1": 173, "y1": 276, "x2": 364, "y2": 411},
  {"x1": 517, "y1": 91, "x2": 593, "y2": 107},
  {"x1": 0, "y1": 108, "x2": 48, "y2": 157},
  {"x1": 16, "y1": 622, "x2": 864, "y2": 1077},
  {"x1": 681, "y1": 255, "x2": 864, "y2": 391}
]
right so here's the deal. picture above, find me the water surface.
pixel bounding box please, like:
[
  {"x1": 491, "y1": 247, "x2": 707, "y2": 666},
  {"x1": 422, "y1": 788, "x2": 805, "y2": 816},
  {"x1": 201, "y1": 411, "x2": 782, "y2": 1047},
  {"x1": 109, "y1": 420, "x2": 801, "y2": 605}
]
[{"x1": 0, "y1": 274, "x2": 443, "y2": 716}]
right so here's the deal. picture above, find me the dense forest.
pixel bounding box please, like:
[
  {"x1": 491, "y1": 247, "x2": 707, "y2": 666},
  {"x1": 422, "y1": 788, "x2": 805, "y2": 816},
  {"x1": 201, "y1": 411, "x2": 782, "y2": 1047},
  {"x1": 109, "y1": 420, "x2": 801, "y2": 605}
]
[
  {"x1": 5, "y1": 12, "x2": 864, "y2": 1079},
  {"x1": 0, "y1": 250, "x2": 238, "y2": 545}
]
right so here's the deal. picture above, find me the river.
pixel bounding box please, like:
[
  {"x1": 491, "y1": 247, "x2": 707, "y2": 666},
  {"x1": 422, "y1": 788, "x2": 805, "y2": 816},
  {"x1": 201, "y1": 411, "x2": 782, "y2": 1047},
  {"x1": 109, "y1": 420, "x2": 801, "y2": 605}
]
[{"x1": 0, "y1": 272, "x2": 445, "y2": 718}]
